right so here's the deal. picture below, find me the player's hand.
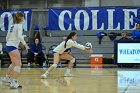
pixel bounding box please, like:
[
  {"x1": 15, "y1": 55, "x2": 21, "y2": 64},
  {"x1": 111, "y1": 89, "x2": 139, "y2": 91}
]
[
  {"x1": 85, "y1": 49, "x2": 93, "y2": 53},
  {"x1": 24, "y1": 44, "x2": 29, "y2": 51}
]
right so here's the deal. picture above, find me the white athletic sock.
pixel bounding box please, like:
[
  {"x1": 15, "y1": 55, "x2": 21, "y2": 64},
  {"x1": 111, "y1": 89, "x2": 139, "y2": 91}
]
[
  {"x1": 45, "y1": 71, "x2": 49, "y2": 75},
  {"x1": 66, "y1": 68, "x2": 71, "y2": 74},
  {"x1": 12, "y1": 79, "x2": 17, "y2": 82}
]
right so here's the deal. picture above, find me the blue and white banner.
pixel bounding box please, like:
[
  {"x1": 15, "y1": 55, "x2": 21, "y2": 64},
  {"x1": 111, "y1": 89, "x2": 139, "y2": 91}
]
[
  {"x1": 49, "y1": 7, "x2": 140, "y2": 30},
  {"x1": 0, "y1": 9, "x2": 32, "y2": 31}
]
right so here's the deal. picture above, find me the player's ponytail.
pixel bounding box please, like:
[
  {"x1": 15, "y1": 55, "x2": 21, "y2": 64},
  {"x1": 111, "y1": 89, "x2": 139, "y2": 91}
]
[
  {"x1": 64, "y1": 32, "x2": 77, "y2": 48},
  {"x1": 14, "y1": 12, "x2": 24, "y2": 24}
]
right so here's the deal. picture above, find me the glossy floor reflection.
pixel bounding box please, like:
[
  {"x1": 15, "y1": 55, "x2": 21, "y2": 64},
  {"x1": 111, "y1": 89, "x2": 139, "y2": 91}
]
[
  {"x1": 117, "y1": 70, "x2": 140, "y2": 93},
  {"x1": 0, "y1": 66, "x2": 140, "y2": 93}
]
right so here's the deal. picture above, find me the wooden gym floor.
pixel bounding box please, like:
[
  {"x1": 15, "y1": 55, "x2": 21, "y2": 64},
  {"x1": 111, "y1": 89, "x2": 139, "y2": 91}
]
[{"x1": 0, "y1": 65, "x2": 140, "y2": 93}]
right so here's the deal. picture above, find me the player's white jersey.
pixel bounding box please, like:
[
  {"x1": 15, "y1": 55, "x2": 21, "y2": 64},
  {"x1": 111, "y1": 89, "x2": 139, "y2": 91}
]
[
  {"x1": 53, "y1": 39, "x2": 85, "y2": 54},
  {"x1": 6, "y1": 24, "x2": 26, "y2": 48}
]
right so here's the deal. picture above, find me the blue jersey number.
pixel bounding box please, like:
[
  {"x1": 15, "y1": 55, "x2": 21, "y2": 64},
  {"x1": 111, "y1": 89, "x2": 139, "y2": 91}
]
[{"x1": 10, "y1": 26, "x2": 14, "y2": 32}]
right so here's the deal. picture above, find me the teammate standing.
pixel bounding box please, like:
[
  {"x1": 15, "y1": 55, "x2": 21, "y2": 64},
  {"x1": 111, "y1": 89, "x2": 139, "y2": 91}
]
[{"x1": 1, "y1": 12, "x2": 29, "y2": 89}]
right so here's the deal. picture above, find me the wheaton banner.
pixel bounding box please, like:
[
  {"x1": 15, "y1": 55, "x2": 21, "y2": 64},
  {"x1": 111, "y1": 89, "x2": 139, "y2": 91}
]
[
  {"x1": 0, "y1": 9, "x2": 32, "y2": 31},
  {"x1": 49, "y1": 7, "x2": 140, "y2": 30}
]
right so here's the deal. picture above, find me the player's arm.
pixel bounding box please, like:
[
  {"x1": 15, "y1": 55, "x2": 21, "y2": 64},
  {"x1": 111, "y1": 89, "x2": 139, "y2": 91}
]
[
  {"x1": 18, "y1": 24, "x2": 29, "y2": 50},
  {"x1": 30, "y1": 43, "x2": 35, "y2": 54},
  {"x1": 71, "y1": 41, "x2": 93, "y2": 53},
  {"x1": 6, "y1": 25, "x2": 13, "y2": 41},
  {"x1": 38, "y1": 43, "x2": 43, "y2": 54},
  {"x1": 71, "y1": 41, "x2": 85, "y2": 50},
  {"x1": 85, "y1": 48, "x2": 93, "y2": 53}
]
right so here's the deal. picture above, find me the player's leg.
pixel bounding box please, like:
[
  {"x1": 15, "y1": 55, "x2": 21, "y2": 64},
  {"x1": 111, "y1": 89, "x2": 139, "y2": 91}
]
[
  {"x1": 41, "y1": 53, "x2": 60, "y2": 78},
  {"x1": 6, "y1": 64, "x2": 15, "y2": 77},
  {"x1": 1, "y1": 46, "x2": 16, "y2": 83},
  {"x1": 1, "y1": 64, "x2": 15, "y2": 83},
  {"x1": 37, "y1": 53, "x2": 45, "y2": 66},
  {"x1": 60, "y1": 53, "x2": 75, "y2": 77},
  {"x1": 27, "y1": 52, "x2": 34, "y2": 66},
  {"x1": 8, "y1": 49, "x2": 22, "y2": 89}
]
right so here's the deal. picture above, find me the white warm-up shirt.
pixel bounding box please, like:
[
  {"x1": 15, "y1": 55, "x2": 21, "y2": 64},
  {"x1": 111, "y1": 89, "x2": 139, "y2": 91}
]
[
  {"x1": 6, "y1": 24, "x2": 26, "y2": 48},
  {"x1": 53, "y1": 39, "x2": 85, "y2": 54}
]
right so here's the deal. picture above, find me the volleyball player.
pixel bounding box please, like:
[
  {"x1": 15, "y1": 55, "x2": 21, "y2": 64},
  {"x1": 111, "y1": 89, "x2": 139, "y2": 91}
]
[
  {"x1": 1, "y1": 12, "x2": 29, "y2": 89},
  {"x1": 41, "y1": 32, "x2": 93, "y2": 78}
]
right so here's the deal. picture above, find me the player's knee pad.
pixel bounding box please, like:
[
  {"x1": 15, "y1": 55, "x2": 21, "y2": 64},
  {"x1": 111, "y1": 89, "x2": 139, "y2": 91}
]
[
  {"x1": 70, "y1": 58, "x2": 75, "y2": 64},
  {"x1": 51, "y1": 63, "x2": 57, "y2": 68},
  {"x1": 13, "y1": 66, "x2": 21, "y2": 73}
]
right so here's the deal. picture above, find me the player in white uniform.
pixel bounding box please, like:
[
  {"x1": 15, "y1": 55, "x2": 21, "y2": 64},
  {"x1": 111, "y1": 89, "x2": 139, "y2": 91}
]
[
  {"x1": 1, "y1": 12, "x2": 29, "y2": 89},
  {"x1": 41, "y1": 32, "x2": 93, "y2": 78}
]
